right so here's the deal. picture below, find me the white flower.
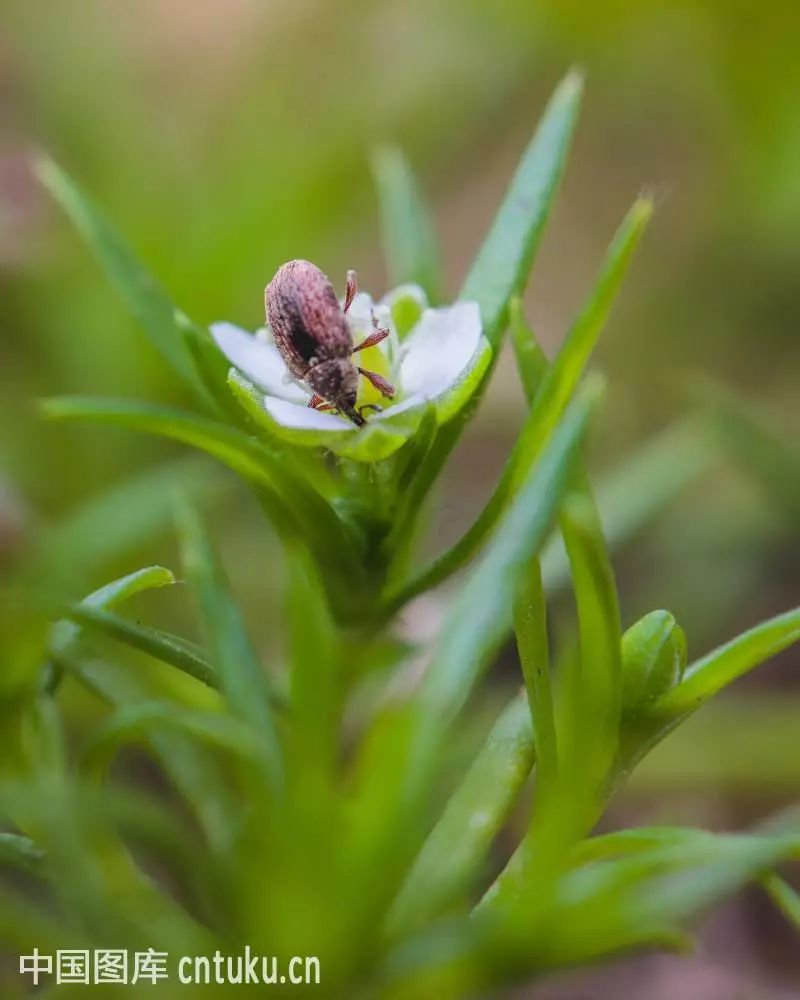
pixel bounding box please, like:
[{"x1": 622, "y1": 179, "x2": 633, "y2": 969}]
[{"x1": 211, "y1": 286, "x2": 489, "y2": 449}]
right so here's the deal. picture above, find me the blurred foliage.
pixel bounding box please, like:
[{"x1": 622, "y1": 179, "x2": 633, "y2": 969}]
[{"x1": 1, "y1": 3, "x2": 799, "y2": 992}]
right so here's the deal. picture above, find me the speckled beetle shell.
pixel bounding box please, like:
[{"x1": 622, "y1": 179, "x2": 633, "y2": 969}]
[
  {"x1": 266, "y1": 260, "x2": 353, "y2": 377},
  {"x1": 266, "y1": 260, "x2": 363, "y2": 424}
]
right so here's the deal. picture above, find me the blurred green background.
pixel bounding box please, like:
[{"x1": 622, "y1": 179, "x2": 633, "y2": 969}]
[{"x1": 1, "y1": 2, "x2": 798, "y2": 993}]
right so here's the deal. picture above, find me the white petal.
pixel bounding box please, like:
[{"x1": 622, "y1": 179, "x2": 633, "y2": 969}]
[
  {"x1": 264, "y1": 397, "x2": 353, "y2": 431},
  {"x1": 210, "y1": 322, "x2": 306, "y2": 403},
  {"x1": 398, "y1": 301, "x2": 482, "y2": 399},
  {"x1": 371, "y1": 395, "x2": 424, "y2": 420},
  {"x1": 344, "y1": 292, "x2": 377, "y2": 332}
]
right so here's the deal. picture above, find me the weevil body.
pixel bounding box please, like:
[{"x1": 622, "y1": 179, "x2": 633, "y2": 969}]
[{"x1": 266, "y1": 260, "x2": 395, "y2": 427}]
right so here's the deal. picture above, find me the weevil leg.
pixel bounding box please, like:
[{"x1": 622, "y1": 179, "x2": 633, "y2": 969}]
[
  {"x1": 358, "y1": 403, "x2": 383, "y2": 419},
  {"x1": 344, "y1": 270, "x2": 358, "y2": 314},
  {"x1": 352, "y1": 327, "x2": 390, "y2": 353},
  {"x1": 307, "y1": 393, "x2": 334, "y2": 411},
  {"x1": 358, "y1": 367, "x2": 395, "y2": 398}
]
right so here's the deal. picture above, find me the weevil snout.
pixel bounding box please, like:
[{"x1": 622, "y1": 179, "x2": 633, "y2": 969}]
[{"x1": 306, "y1": 358, "x2": 361, "y2": 421}]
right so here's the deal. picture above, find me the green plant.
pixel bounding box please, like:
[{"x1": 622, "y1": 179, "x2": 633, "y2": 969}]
[{"x1": 1, "y1": 71, "x2": 798, "y2": 998}]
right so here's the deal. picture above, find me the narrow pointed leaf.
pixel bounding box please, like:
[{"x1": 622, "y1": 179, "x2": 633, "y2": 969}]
[
  {"x1": 285, "y1": 552, "x2": 339, "y2": 780},
  {"x1": 82, "y1": 702, "x2": 260, "y2": 780},
  {"x1": 43, "y1": 456, "x2": 223, "y2": 576},
  {"x1": 36, "y1": 157, "x2": 208, "y2": 401},
  {"x1": 542, "y1": 419, "x2": 710, "y2": 590},
  {"x1": 408, "y1": 376, "x2": 603, "y2": 785},
  {"x1": 372, "y1": 146, "x2": 442, "y2": 302},
  {"x1": 460, "y1": 71, "x2": 583, "y2": 348},
  {"x1": 69, "y1": 654, "x2": 239, "y2": 853},
  {"x1": 763, "y1": 874, "x2": 800, "y2": 932},
  {"x1": 385, "y1": 199, "x2": 649, "y2": 612},
  {"x1": 0, "y1": 833, "x2": 45, "y2": 875},
  {"x1": 40, "y1": 396, "x2": 357, "y2": 579},
  {"x1": 387, "y1": 72, "x2": 586, "y2": 521},
  {"x1": 652, "y1": 608, "x2": 800, "y2": 720},
  {"x1": 389, "y1": 695, "x2": 534, "y2": 936},
  {"x1": 513, "y1": 560, "x2": 556, "y2": 791},
  {"x1": 66, "y1": 604, "x2": 218, "y2": 689},
  {"x1": 177, "y1": 502, "x2": 282, "y2": 789},
  {"x1": 559, "y1": 488, "x2": 622, "y2": 769},
  {"x1": 699, "y1": 379, "x2": 800, "y2": 522},
  {"x1": 509, "y1": 297, "x2": 549, "y2": 400},
  {"x1": 46, "y1": 565, "x2": 175, "y2": 692}
]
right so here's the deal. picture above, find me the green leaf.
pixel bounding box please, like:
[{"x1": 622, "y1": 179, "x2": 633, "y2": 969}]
[
  {"x1": 509, "y1": 297, "x2": 549, "y2": 401},
  {"x1": 42, "y1": 456, "x2": 224, "y2": 578},
  {"x1": 228, "y1": 371, "x2": 422, "y2": 464},
  {"x1": 66, "y1": 604, "x2": 218, "y2": 690},
  {"x1": 46, "y1": 565, "x2": 175, "y2": 692},
  {"x1": 385, "y1": 198, "x2": 651, "y2": 612},
  {"x1": 763, "y1": 873, "x2": 800, "y2": 932},
  {"x1": 35, "y1": 157, "x2": 209, "y2": 404},
  {"x1": 509, "y1": 197, "x2": 651, "y2": 491},
  {"x1": 285, "y1": 552, "x2": 339, "y2": 782},
  {"x1": 652, "y1": 608, "x2": 800, "y2": 721},
  {"x1": 569, "y1": 826, "x2": 714, "y2": 866},
  {"x1": 40, "y1": 396, "x2": 357, "y2": 580},
  {"x1": 372, "y1": 146, "x2": 442, "y2": 303},
  {"x1": 407, "y1": 376, "x2": 602, "y2": 789},
  {"x1": 177, "y1": 501, "x2": 283, "y2": 789},
  {"x1": 388, "y1": 695, "x2": 534, "y2": 937},
  {"x1": 621, "y1": 610, "x2": 686, "y2": 717},
  {"x1": 0, "y1": 832, "x2": 45, "y2": 875},
  {"x1": 698, "y1": 378, "x2": 800, "y2": 523},
  {"x1": 460, "y1": 70, "x2": 584, "y2": 349},
  {"x1": 559, "y1": 488, "x2": 622, "y2": 775},
  {"x1": 384, "y1": 72, "x2": 585, "y2": 526},
  {"x1": 542, "y1": 418, "x2": 710, "y2": 591},
  {"x1": 513, "y1": 560, "x2": 556, "y2": 793},
  {"x1": 490, "y1": 483, "x2": 623, "y2": 920},
  {"x1": 69, "y1": 654, "x2": 239, "y2": 853},
  {"x1": 539, "y1": 833, "x2": 796, "y2": 965},
  {"x1": 81, "y1": 702, "x2": 259, "y2": 780},
  {"x1": 485, "y1": 828, "x2": 799, "y2": 975},
  {"x1": 510, "y1": 305, "x2": 709, "y2": 594}
]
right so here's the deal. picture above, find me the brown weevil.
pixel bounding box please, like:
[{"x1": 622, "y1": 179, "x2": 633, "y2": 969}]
[{"x1": 265, "y1": 260, "x2": 395, "y2": 427}]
